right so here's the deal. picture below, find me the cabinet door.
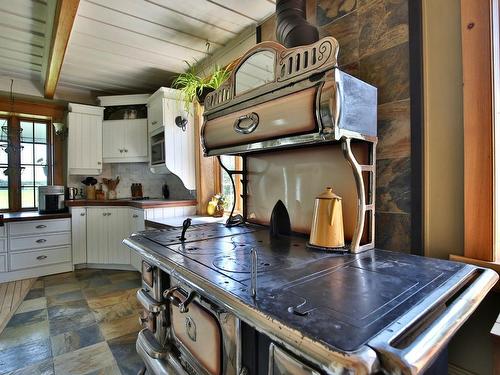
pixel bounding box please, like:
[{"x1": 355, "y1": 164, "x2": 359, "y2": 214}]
[
  {"x1": 129, "y1": 209, "x2": 144, "y2": 271},
  {"x1": 68, "y1": 112, "x2": 103, "y2": 175},
  {"x1": 125, "y1": 119, "x2": 148, "y2": 159},
  {"x1": 71, "y1": 208, "x2": 87, "y2": 265},
  {"x1": 107, "y1": 208, "x2": 131, "y2": 265},
  {"x1": 86, "y1": 208, "x2": 109, "y2": 263},
  {"x1": 103, "y1": 120, "x2": 125, "y2": 160},
  {"x1": 147, "y1": 99, "x2": 163, "y2": 133},
  {"x1": 164, "y1": 100, "x2": 196, "y2": 190}
]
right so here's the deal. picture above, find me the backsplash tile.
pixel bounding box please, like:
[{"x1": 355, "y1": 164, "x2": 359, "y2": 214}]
[{"x1": 67, "y1": 163, "x2": 195, "y2": 200}]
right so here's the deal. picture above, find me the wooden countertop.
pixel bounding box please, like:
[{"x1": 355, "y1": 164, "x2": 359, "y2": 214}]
[
  {"x1": 65, "y1": 198, "x2": 197, "y2": 209},
  {"x1": 0, "y1": 211, "x2": 71, "y2": 222}
]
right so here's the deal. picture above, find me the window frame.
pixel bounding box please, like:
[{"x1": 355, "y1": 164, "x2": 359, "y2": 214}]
[
  {"x1": 0, "y1": 116, "x2": 54, "y2": 212},
  {"x1": 461, "y1": 0, "x2": 500, "y2": 263},
  {"x1": 218, "y1": 155, "x2": 243, "y2": 214}
]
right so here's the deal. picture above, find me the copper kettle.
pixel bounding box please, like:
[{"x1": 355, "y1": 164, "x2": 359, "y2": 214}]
[{"x1": 309, "y1": 187, "x2": 345, "y2": 249}]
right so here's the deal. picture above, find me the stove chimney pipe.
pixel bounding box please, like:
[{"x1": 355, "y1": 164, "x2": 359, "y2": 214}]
[{"x1": 275, "y1": 0, "x2": 319, "y2": 48}]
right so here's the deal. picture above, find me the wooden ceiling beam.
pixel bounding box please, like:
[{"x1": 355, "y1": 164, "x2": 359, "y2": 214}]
[{"x1": 44, "y1": 0, "x2": 80, "y2": 99}]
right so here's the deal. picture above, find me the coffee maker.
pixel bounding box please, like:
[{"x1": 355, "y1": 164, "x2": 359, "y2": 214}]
[{"x1": 38, "y1": 186, "x2": 66, "y2": 213}]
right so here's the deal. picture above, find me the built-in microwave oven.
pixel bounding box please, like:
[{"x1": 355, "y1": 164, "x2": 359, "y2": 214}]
[{"x1": 150, "y1": 129, "x2": 165, "y2": 166}]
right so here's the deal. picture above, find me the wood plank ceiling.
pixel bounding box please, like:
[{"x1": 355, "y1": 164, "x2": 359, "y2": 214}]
[
  {"x1": 60, "y1": 0, "x2": 277, "y2": 94},
  {"x1": 0, "y1": 0, "x2": 52, "y2": 81},
  {"x1": 0, "y1": 0, "x2": 275, "y2": 97}
]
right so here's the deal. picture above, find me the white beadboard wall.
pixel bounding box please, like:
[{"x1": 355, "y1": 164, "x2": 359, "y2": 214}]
[{"x1": 144, "y1": 205, "x2": 196, "y2": 220}]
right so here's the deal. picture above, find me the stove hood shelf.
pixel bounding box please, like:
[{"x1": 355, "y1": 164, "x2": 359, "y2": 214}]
[
  {"x1": 201, "y1": 37, "x2": 377, "y2": 157},
  {"x1": 201, "y1": 37, "x2": 377, "y2": 253}
]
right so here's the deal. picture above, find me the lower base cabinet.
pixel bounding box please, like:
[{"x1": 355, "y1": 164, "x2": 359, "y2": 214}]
[
  {"x1": 0, "y1": 218, "x2": 72, "y2": 282},
  {"x1": 129, "y1": 208, "x2": 145, "y2": 271},
  {"x1": 87, "y1": 207, "x2": 131, "y2": 265},
  {"x1": 71, "y1": 206, "x2": 145, "y2": 271}
]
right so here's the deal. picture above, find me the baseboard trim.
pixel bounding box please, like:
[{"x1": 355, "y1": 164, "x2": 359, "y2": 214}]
[
  {"x1": 0, "y1": 262, "x2": 73, "y2": 283},
  {"x1": 75, "y1": 263, "x2": 136, "y2": 271}
]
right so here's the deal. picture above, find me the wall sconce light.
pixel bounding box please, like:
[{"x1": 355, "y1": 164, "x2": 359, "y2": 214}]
[{"x1": 53, "y1": 122, "x2": 67, "y2": 138}]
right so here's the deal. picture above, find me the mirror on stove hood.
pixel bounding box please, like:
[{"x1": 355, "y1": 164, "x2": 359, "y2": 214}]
[{"x1": 235, "y1": 50, "x2": 276, "y2": 95}]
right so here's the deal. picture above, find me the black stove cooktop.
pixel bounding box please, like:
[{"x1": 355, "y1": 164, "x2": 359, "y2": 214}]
[{"x1": 138, "y1": 223, "x2": 467, "y2": 352}]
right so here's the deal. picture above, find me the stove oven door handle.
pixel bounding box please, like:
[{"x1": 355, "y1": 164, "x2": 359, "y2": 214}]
[
  {"x1": 368, "y1": 268, "x2": 498, "y2": 375},
  {"x1": 163, "y1": 286, "x2": 196, "y2": 313},
  {"x1": 137, "y1": 289, "x2": 167, "y2": 313}
]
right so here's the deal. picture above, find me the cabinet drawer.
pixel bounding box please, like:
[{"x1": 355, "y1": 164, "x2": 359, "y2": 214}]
[
  {"x1": 9, "y1": 219, "x2": 70, "y2": 236},
  {"x1": 0, "y1": 254, "x2": 5, "y2": 272},
  {"x1": 0, "y1": 225, "x2": 6, "y2": 237},
  {"x1": 0, "y1": 239, "x2": 6, "y2": 253},
  {"x1": 10, "y1": 233, "x2": 71, "y2": 252},
  {"x1": 9, "y1": 246, "x2": 71, "y2": 271}
]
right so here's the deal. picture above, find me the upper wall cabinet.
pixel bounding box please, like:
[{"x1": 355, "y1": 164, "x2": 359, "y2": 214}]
[
  {"x1": 67, "y1": 103, "x2": 104, "y2": 175},
  {"x1": 147, "y1": 88, "x2": 196, "y2": 191},
  {"x1": 102, "y1": 119, "x2": 148, "y2": 163}
]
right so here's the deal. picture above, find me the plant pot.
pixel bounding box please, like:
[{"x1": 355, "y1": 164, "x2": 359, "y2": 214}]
[{"x1": 198, "y1": 87, "x2": 215, "y2": 104}]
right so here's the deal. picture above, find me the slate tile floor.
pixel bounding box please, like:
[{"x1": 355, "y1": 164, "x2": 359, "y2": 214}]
[{"x1": 0, "y1": 269, "x2": 144, "y2": 375}]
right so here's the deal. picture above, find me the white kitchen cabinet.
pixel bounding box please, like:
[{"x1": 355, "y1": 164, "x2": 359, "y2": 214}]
[
  {"x1": 129, "y1": 208, "x2": 145, "y2": 271},
  {"x1": 0, "y1": 254, "x2": 5, "y2": 272},
  {"x1": 86, "y1": 207, "x2": 131, "y2": 265},
  {"x1": 102, "y1": 119, "x2": 148, "y2": 163},
  {"x1": 147, "y1": 98, "x2": 163, "y2": 133},
  {"x1": 67, "y1": 103, "x2": 104, "y2": 175},
  {"x1": 71, "y1": 207, "x2": 87, "y2": 265},
  {"x1": 1, "y1": 218, "x2": 72, "y2": 282},
  {"x1": 148, "y1": 88, "x2": 196, "y2": 190}
]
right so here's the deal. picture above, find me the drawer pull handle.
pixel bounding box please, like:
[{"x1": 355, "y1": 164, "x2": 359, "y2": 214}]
[
  {"x1": 36, "y1": 239, "x2": 47, "y2": 243},
  {"x1": 103, "y1": 212, "x2": 107, "y2": 216},
  {"x1": 133, "y1": 214, "x2": 138, "y2": 218},
  {"x1": 36, "y1": 255, "x2": 47, "y2": 260},
  {"x1": 233, "y1": 112, "x2": 259, "y2": 134},
  {"x1": 80, "y1": 212, "x2": 85, "y2": 216},
  {"x1": 36, "y1": 225, "x2": 46, "y2": 229},
  {"x1": 152, "y1": 120, "x2": 158, "y2": 125}
]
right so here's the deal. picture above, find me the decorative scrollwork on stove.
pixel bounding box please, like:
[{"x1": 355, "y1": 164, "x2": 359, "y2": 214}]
[
  {"x1": 204, "y1": 37, "x2": 340, "y2": 112},
  {"x1": 277, "y1": 38, "x2": 339, "y2": 82}
]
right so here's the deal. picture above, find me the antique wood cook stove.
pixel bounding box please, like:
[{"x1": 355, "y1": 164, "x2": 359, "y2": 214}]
[{"x1": 125, "y1": 37, "x2": 498, "y2": 375}]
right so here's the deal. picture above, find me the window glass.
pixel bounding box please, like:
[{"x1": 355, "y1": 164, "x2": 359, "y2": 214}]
[
  {"x1": 20, "y1": 120, "x2": 49, "y2": 208},
  {"x1": 0, "y1": 118, "x2": 8, "y2": 209},
  {"x1": 220, "y1": 155, "x2": 236, "y2": 211}
]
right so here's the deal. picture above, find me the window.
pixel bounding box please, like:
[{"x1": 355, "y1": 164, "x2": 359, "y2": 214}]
[
  {"x1": 20, "y1": 120, "x2": 50, "y2": 209},
  {"x1": 0, "y1": 117, "x2": 53, "y2": 211},
  {"x1": 219, "y1": 155, "x2": 242, "y2": 213},
  {"x1": 0, "y1": 117, "x2": 8, "y2": 209}
]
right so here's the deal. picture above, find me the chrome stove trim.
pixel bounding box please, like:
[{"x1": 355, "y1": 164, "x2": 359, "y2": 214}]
[
  {"x1": 137, "y1": 289, "x2": 167, "y2": 314},
  {"x1": 137, "y1": 329, "x2": 187, "y2": 375},
  {"x1": 368, "y1": 268, "x2": 498, "y2": 375}
]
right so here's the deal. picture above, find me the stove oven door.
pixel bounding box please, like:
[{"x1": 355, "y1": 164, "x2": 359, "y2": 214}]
[{"x1": 170, "y1": 290, "x2": 222, "y2": 375}]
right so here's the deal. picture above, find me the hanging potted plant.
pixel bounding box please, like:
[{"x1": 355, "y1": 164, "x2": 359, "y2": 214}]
[{"x1": 172, "y1": 62, "x2": 230, "y2": 112}]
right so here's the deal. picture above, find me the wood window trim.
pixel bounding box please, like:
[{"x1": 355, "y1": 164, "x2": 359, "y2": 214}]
[
  {"x1": 462, "y1": 0, "x2": 500, "y2": 263},
  {"x1": 217, "y1": 156, "x2": 243, "y2": 214},
  {"x1": 2, "y1": 117, "x2": 53, "y2": 212}
]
